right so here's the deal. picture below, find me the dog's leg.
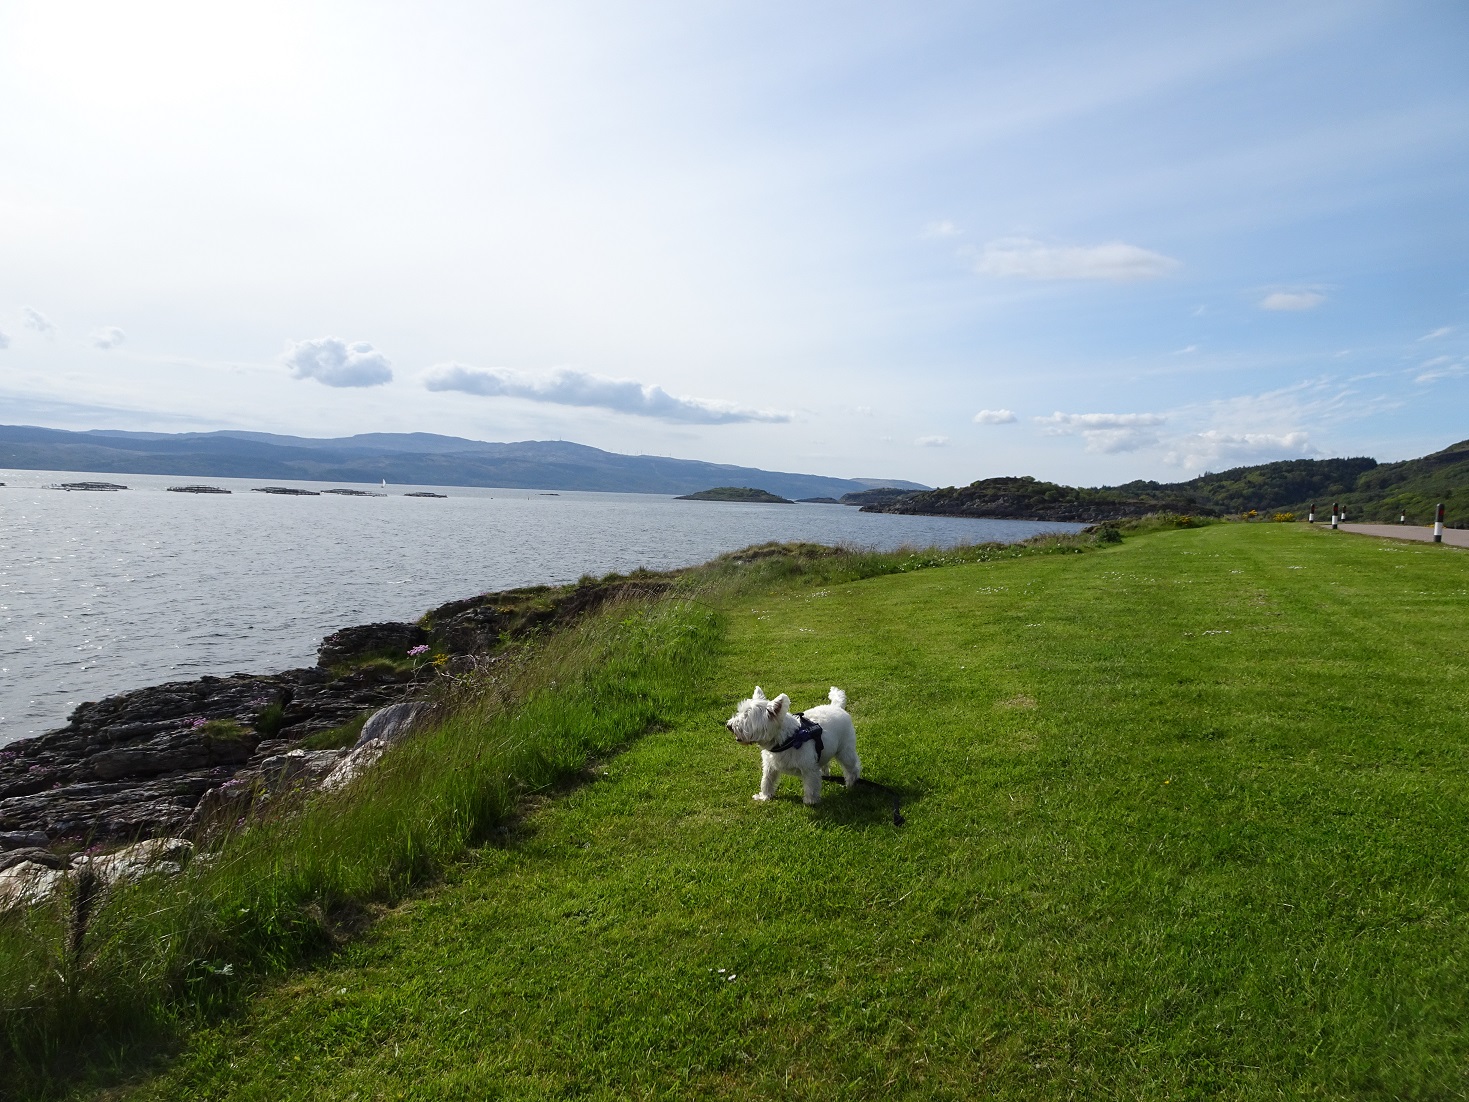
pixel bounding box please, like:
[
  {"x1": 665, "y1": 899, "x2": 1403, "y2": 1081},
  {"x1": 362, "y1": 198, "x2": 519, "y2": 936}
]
[
  {"x1": 754, "y1": 756, "x2": 779, "y2": 802},
  {"x1": 800, "y1": 765, "x2": 823, "y2": 805},
  {"x1": 835, "y1": 744, "x2": 862, "y2": 788}
]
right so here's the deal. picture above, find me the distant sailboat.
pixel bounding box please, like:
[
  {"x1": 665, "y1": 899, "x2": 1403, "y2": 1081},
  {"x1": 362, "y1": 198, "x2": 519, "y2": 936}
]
[{"x1": 381, "y1": 478, "x2": 387, "y2": 488}]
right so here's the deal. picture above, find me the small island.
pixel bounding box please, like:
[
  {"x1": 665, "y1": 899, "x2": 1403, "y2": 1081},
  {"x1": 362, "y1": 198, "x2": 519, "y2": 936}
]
[
  {"x1": 323, "y1": 488, "x2": 385, "y2": 497},
  {"x1": 252, "y1": 486, "x2": 320, "y2": 496},
  {"x1": 53, "y1": 481, "x2": 128, "y2": 492},
  {"x1": 675, "y1": 486, "x2": 793, "y2": 504},
  {"x1": 404, "y1": 491, "x2": 448, "y2": 498},
  {"x1": 168, "y1": 485, "x2": 232, "y2": 494}
]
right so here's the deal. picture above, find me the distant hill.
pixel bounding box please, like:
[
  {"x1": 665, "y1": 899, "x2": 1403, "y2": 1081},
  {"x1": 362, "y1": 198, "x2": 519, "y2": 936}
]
[
  {"x1": 864, "y1": 440, "x2": 1469, "y2": 526},
  {"x1": 861, "y1": 476, "x2": 1199, "y2": 523},
  {"x1": 0, "y1": 425, "x2": 927, "y2": 501},
  {"x1": 674, "y1": 487, "x2": 793, "y2": 503}
]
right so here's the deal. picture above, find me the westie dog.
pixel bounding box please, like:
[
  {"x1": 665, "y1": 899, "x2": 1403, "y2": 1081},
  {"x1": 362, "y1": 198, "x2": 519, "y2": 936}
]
[{"x1": 725, "y1": 686, "x2": 861, "y2": 805}]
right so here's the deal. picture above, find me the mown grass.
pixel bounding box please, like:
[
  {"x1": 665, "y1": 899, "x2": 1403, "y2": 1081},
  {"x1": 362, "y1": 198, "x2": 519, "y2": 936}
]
[{"x1": 92, "y1": 522, "x2": 1469, "y2": 1101}]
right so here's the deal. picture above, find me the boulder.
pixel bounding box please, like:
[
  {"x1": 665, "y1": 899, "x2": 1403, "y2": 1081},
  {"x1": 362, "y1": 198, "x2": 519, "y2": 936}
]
[
  {"x1": 322, "y1": 702, "x2": 431, "y2": 792},
  {"x1": 82, "y1": 837, "x2": 194, "y2": 884},
  {"x1": 0, "y1": 861, "x2": 67, "y2": 910},
  {"x1": 354, "y1": 701, "x2": 431, "y2": 749}
]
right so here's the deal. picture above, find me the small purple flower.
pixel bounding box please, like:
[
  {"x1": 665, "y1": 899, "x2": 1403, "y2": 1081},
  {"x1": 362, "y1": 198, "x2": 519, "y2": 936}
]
[
  {"x1": 190, "y1": 717, "x2": 207, "y2": 728},
  {"x1": 407, "y1": 644, "x2": 430, "y2": 657}
]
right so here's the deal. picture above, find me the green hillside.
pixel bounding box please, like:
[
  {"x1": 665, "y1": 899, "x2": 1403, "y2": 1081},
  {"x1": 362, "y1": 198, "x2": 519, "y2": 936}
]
[
  {"x1": 868, "y1": 440, "x2": 1469, "y2": 526},
  {"x1": 1338, "y1": 438, "x2": 1469, "y2": 523},
  {"x1": 23, "y1": 524, "x2": 1467, "y2": 1099}
]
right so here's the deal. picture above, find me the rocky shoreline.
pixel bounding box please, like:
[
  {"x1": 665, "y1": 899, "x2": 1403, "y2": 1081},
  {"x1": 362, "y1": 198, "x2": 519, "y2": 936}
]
[{"x1": 0, "y1": 572, "x2": 671, "y2": 859}]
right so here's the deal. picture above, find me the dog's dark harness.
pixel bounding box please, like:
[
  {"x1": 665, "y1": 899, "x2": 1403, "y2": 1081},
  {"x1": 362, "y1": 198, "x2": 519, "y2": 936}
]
[
  {"x1": 769, "y1": 713, "x2": 824, "y2": 758},
  {"x1": 760, "y1": 709, "x2": 905, "y2": 827}
]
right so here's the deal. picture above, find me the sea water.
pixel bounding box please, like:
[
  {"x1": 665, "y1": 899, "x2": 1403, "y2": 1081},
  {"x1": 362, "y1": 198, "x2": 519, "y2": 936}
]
[{"x1": 0, "y1": 469, "x2": 1084, "y2": 743}]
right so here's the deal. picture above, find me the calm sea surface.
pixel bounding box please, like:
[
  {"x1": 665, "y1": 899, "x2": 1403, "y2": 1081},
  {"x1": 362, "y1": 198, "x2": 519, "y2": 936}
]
[{"x1": 0, "y1": 469, "x2": 1084, "y2": 744}]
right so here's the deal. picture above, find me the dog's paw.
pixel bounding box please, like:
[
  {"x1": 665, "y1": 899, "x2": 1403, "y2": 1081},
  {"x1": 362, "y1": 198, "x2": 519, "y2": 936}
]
[
  {"x1": 752, "y1": 793, "x2": 773, "y2": 802},
  {"x1": 802, "y1": 796, "x2": 822, "y2": 806}
]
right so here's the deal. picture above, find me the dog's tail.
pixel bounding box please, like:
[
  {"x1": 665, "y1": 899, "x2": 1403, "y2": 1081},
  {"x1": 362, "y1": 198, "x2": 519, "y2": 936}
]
[{"x1": 828, "y1": 686, "x2": 847, "y2": 709}]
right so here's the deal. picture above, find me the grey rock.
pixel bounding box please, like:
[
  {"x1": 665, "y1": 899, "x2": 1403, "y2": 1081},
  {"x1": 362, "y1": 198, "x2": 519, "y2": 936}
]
[
  {"x1": 317, "y1": 622, "x2": 427, "y2": 668},
  {"x1": 355, "y1": 702, "x2": 431, "y2": 749},
  {"x1": 0, "y1": 847, "x2": 69, "y2": 873},
  {"x1": 82, "y1": 837, "x2": 194, "y2": 884},
  {"x1": 256, "y1": 749, "x2": 346, "y2": 785},
  {"x1": 0, "y1": 862, "x2": 66, "y2": 910},
  {"x1": 0, "y1": 830, "x2": 49, "y2": 850}
]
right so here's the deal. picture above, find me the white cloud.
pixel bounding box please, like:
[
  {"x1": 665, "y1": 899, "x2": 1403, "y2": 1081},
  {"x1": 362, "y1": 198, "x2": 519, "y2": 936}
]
[
  {"x1": 1418, "y1": 326, "x2": 1453, "y2": 341},
  {"x1": 423, "y1": 364, "x2": 791, "y2": 424},
  {"x1": 23, "y1": 307, "x2": 56, "y2": 337},
  {"x1": 1174, "y1": 344, "x2": 1199, "y2": 355},
  {"x1": 1415, "y1": 356, "x2": 1468, "y2": 384},
  {"x1": 1259, "y1": 290, "x2": 1325, "y2": 311},
  {"x1": 1164, "y1": 430, "x2": 1316, "y2": 470},
  {"x1": 972, "y1": 408, "x2": 1017, "y2": 424},
  {"x1": 283, "y1": 337, "x2": 393, "y2": 388},
  {"x1": 922, "y1": 219, "x2": 961, "y2": 239},
  {"x1": 915, "y1": 435, "x2": 949, "y2": 447},
  {"x1": 973, "y1": 237, "x2": 1180, "y2": 282},
  {"x1": 93, "y1": 326, "x2": 126, "y2": 350},
  {"x1": 1036, "y1": 410, "x2": 1166, "y2": 453},
  {"x1": 0, "y1": 330, "x2": 9, "y2": 350}
]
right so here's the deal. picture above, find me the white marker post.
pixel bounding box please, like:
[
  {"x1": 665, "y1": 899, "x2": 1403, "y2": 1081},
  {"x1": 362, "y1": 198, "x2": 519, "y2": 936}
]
[
  {"x1": 1331, "y1": 501, "x2": 1339, "y2": 529},
  {"x1": 1434, "y1": 502, "x2": 1444, "y2": 543},
  {"x1": 1309, "y1": 502, "x2": 1316, "y2": 523}
]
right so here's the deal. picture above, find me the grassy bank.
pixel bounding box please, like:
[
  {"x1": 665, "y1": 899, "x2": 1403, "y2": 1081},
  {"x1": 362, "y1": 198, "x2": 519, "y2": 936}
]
[
  {"x1": 84, "y1": 522, "x2": 1469, "y2": 1100},
  {"x1": 1, "y1": 595, "x2": 724, "y2": 1089}
]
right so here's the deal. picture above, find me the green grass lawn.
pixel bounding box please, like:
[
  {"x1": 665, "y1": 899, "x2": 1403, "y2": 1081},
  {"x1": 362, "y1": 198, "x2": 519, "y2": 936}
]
[{"x1": 104, "y1": 525, "x2": 1469, "y2": 1098}]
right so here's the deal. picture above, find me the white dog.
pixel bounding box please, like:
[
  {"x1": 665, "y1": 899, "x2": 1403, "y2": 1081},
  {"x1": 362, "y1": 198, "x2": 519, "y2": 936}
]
[{"x1": 725, "y1": 686, "x2": 861, "y2": 805}]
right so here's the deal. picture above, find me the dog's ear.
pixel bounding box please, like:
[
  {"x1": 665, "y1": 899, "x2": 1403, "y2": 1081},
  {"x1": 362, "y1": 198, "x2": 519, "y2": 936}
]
[
  {"x1": 770, "y1": 693, "x2": 790, "y2": 717},
  {"x1": 752, "y1": 686, "x2": 766, "y2": 701}
]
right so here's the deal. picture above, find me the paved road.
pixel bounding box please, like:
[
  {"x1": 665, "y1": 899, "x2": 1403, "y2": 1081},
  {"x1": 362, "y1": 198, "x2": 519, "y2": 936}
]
[{"x1": 1337, "y1": 523, "x2": 1469, "y2": 548}]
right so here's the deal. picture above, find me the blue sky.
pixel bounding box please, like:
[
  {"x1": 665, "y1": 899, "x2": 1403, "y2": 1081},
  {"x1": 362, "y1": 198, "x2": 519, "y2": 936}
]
[{"x1": 0, "y1": 0, "x2": 1465, "y2": 486}]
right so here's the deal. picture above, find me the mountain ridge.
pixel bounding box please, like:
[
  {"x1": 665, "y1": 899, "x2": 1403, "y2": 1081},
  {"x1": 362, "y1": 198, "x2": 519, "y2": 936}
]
[{"x1": 0, "y1": 425, "x2": 928, "y2": 500}]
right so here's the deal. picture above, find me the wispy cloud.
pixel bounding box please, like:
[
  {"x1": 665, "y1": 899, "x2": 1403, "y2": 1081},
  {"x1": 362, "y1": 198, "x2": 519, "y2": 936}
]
[
  {"x1": 1415, "y1": 356, "x2": 1468, "y2": 384},
  {"x1": 0, "y1": 330, "x2": 9, "y2": 350},
  {"x1": 915, "y1": 434, "x2": 949, "y2": 447},
  {"x1": 283, "y1": 337, "x2": 393, "y2": 388},
  {"x1": 922, "y1": 219, "x2": 961, "y2": 239},
  {"x1": 23, "y1": 307, "x2": 56, "y2": 337},
  {"x1": 972, "y1": 408, "x2": 1017, "y2": 424},
  {"x1": 1418, "y1": 326, "x2": 1453, "y2": 341},
  {"x1": 423, "y1": 364, "x2": 791, "y2": 424},
  {"x1": 1036, "y1": 411, "x2": 1166, "y2": 453},
  {"x1": 973, "y1": 237, "x2": 1180, "y2": 282},
  {"x1": 93, "y1": 326, "x2": 126, "y2": 350},
  {"x1": 1259, "y1": 290, "x2": 1326, "y2": 311}
]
